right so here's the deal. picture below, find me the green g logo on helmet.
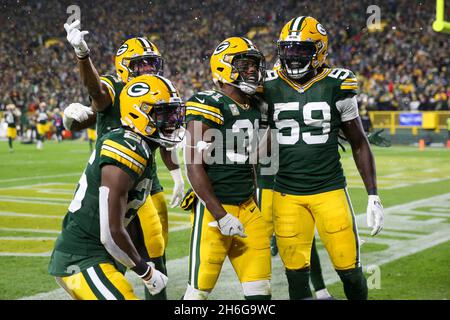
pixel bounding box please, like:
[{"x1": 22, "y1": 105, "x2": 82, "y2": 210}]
[{"x1": 127, "y1": 82, "x2": 150, "y2": 97}]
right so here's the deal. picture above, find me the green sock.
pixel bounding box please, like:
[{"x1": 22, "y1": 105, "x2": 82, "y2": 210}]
[
  {"x1": 310, "y1": 237, "x2": 326, "y2": 291},
  {"x1": 162, "y1": 252, "x2": 167, "y2": 274},
  {"x1": 285, "y1": 268, "x2": 313, "y2": 299},
  {"x1": 8, "y1": 138, "x2": 13, "y2": 150},
  {"x1": 144, "y1": 256, "x2": 167, "y2": 300},
  {"x1": 336, "y1": 267, "x2": 368, "y2": 300}
]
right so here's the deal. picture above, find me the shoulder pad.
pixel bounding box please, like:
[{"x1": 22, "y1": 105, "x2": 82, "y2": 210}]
[
  {"x1": 189, "y1": 90, "x2": 224, "y2": 105},
  {"x1": 328, "y1": 68, "x2": 358, "y2": 93},
  {"x1": 327, "y1": 68, "x2": 356, "y2": 82},
  {"x1": 100, "y1": 129, "x2": 150, "y2": 176},
  {"x1": 186, "y1": 91, "x2": 224, "y2": 126}
]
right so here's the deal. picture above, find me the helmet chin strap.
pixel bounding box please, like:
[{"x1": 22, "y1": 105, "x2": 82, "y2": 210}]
[
  {"x1": 228, "y1": 81, "x2": 258, "y2": 95},
  {"x1": 148, "y1": 127, "x2": 185, "y2": 148}
]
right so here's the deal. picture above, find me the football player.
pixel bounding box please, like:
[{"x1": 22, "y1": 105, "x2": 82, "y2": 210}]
[
  {"x1": 62, "y1": 20, "x2": 184, "y2": 299},
  {"x1": 262, "y1": 16, "x2": 384, "y2": 300},
  {"x1": 52, "y1": 108, "x2": 64, "y2": 142},
  {"x1": 4, "y1": 104, "x2": 17, "y2": 152},
  {"x1": 182, "y1": 37, "x2": 271, "y2": 300},
  {"x1": 48, "y1": 75, "x2": 185, "y2": 300},
  {"x1": 36, "y1": 102, "x2": 49, "y2": 150}
]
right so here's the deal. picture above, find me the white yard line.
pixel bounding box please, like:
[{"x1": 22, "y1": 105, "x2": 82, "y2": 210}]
[
  {"x1": 0, "y1": 182, "x2": 72, "y2": 190},
  {"x1": 0, "y1": 212, "x2": 63, "y2": 219},
  {"x1": 0, "y1": 173, "x2": 80, "y2": 183},
  {"x1": 346, "y1": 177, "x2": 450, "y2": 190},
  {"x1": 0, "y1": 252, "x2": 51, "y2": 257},
  {"x1": 0, "y1": 198, "x2": 68, "y2": 206},
  {"x1": 0, "y1": 237, "x2": 56, "y2": 241},
  {"x1": 169, "y1": 225, "x2": 191, "y2": 232},
  {"x1": 0, "y1": 227, "x2": 60, "y2": 234},
  {"x1": 0, "y1": 196, "x2": 68, "y2": 202},
  {"x1": 20, "y1": 193, "x2": 450, "y2": 300}
]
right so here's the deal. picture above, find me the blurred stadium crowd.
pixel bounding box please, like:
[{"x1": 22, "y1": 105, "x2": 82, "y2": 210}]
[{"x1": 0, "y1": 0, "x2": 449, "y2": 136}]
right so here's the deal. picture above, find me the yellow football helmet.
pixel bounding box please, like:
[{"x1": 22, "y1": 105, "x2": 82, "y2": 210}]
[
  {"x1": 278, "y1": 16, "x2": 328, "y2": 79},
  {"x1": 120, "y1": 75, "x2": 185, "y2": 147},
  {"x1": 210, "y1": 37, "x2": 265, "y2": 95},
  {"x1": 115, "y1": 37, "x2": 164, "y2": 83}
]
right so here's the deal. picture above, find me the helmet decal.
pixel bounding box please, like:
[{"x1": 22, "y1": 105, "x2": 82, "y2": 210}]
[
  {"x1": 127, "y1": 82, "x2": 150, "y2": 97},
  {"x1": 213, "y1": 41, "x2": 230, "y2": 55},
  {"x1": 317, "y1": 23, "x2": 327, "y2": 36},
  {"x1": 116, "y1": 44, "x2": 128, "y2": 56}
]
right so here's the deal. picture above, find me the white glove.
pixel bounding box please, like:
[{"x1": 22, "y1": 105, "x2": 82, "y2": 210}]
[
  {"x1": 63, "y1": 103, "x2": 94, "y2": 130},
  {"x1": 208, "y1": 213, "x2": 247, "y2": 238},
  {"x1": 142, "y1": 262, "x2": 168, "y2": 296},
  {"x1": 63, "y1": 20, "x2": 90, "y2": 58},
  {"x1": 169, "y1": 168, "x2": 184, "y2": 208},
  {"x1": 367, "y1": 195, "x2": 384, "y2": 236}
]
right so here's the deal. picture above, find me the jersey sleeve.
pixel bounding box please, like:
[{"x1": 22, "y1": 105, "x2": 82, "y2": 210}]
[
  {"x1": 336, "y1": 69, "x2": 358, "y2": 100},
  {"x1": 333, "y1": 69, "x2": 359, "y2": 121},
  {"x1": 100, "y1": 75, "x2": 117, "y2": 103},
  {"x1": 185, "y1": 93, "x2": 224, "y2": 128},
  {"x1": 98, "y1": 133, "x2": 149, "y2": 181},
  {"x1": 336, "y1": 96, "x2": 359, "y2": 122}
]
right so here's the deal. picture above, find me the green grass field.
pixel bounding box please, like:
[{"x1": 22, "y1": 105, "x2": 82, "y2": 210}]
[{"x1": 0, "y1": 140, "x2": 449, "y2": 300}]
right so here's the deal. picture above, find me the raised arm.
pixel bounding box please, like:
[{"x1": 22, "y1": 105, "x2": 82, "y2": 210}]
[{"x1": 64, "y1": 20, "x2": 112, "y2": 112}]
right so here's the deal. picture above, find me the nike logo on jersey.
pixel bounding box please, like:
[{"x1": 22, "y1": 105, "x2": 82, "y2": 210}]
[
  {"x1": 152, "y1": 280, "x2": 157, "y2": 288},
  {"x1": 124, "y1": 141, "x2": 137, "y2": 151},
  {"x1": 196, "y1": 97, "x2": 206, "y2": 104},
  {"x1": 250, "y1": 206, "x2": 256, "y2": 213}
]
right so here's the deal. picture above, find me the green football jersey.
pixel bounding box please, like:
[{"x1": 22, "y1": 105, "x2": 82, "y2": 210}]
[
  {"x1": 263, "y1": 67, "x2": 359, "y2": 195},
  {"x1": 97, "y1": 75, "x2": 163, "y2": 194},
  {"x1": 48, "y1": 128, "x2": 153, "y2": 276},
  {"x1": 96, "y1": 75, "x2": 125, "y2": 138},
  {"x1": 185, "y1": 90, "x2": 261, "y2": 205},
  {"x1": 257, "y1": 167, "x2": 274, "y2": 190}
]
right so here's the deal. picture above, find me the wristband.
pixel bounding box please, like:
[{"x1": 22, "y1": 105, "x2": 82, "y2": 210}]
[{"x1": 131, "y1": 260, "x2": 151, "y2": 278}]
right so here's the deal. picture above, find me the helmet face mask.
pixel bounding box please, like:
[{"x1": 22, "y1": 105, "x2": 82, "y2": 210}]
[
  {"x1": 147, "y1": 102, "x2": 185, "y2": 147},
  {"x1": 231, "y1": 52, "x2": 266, "y2": 95},
  {"x1": 127, "y1": 55, "x2": 164, "y2": 78},
  {"x1": 116, "y1": 38, "x2": 164, "y2": 83},
  {"x1": 278, "y1": 41, "x2": 317, "y2": 79}
]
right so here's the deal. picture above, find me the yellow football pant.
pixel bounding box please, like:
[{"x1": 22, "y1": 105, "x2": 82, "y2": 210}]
[
  {"x1": 136, "y1": 194, "x2": 165, "y2": 258},
  {"x1": 273, "y1": 188, "x2": 360, "y2": 271},
  {"x1": 189, "y1": 198, "x2": 271, "y2": 291},
  {"x1": 7, "y1": 127, "x2": 17, "y2": 139},
  {"x1": 257, "y1": 188, "x2": 274, "y2": 239},
  {"x1": 56, "y1": 263, "x2": 138, "y2": 300},
  {"x1": 87, "y1": 128, "x2": 97, "y2": 141},
  {"x1": 37, "y1": 123, "x2": 47, "y2": 136}
]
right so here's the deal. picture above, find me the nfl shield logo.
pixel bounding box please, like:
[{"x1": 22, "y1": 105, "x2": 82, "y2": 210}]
[{"x1": 229, "y1": 104, "x2": 240, "y2": 116}]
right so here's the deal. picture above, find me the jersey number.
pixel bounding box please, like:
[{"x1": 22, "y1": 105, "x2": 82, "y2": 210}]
[
  {"x1": 68, "y1": 150, "x2": 151, "y2": 215},
  {"x1": 274, "y1": 102, "x2": 331, "y2": 145},
  {"x1": 226, "y1": 119, "x2": 259, "y2": 163}
]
